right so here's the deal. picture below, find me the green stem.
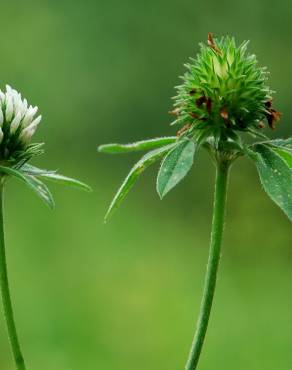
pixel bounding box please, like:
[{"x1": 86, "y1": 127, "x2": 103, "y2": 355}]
[
  {"x1": 0, "y1": 182, "x2": 27, "y2": 370},
  {"x1": 185, "y1": 158, "x2": 230, "y2": 370}
]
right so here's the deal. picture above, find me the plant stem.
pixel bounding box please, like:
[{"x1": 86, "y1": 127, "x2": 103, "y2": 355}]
[
  {"x1": 185, "y1": 158, "x2": 230, "y2": 370},
  {"x1": 0, "y1": 182, "x2": 27, "y2": 370}
]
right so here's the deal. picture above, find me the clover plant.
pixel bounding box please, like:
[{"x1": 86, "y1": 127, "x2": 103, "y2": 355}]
[
  {"x1": 0, "y1": 85, "x2": 91, "y2": 370},
  {"x1": 98, "y1": 34, "x2": 291, "y2": 369}
]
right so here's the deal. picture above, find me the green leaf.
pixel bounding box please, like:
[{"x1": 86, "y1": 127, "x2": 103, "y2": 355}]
[
  {"x1": 157, "y1": 139, "x2": 196, "y2": 199},
  {"x1": 0, "y1": 166, "x2": 55, "y2": 209},
  {"x1": 20, "y1": 164, "x2": 92, "y2": 192},
  {"x1": 39, "y1": 172, "x2": 92, "y2": 192},
  {"x1": 19, "y1": 164, "x2": 56, "y2": 175},
  {"x1": 98, "y1": 136, "x2": 177, "y2": 154},
  {"x1": 105, "y1": 143, "x2": 176, "y2": 222},
  {"x1": 252, "y1": 144, "x2": 292, "y2": 220},
  {"x1": 265, "y1": 138, "x2": 292, "y2": 149},
  {"x1": 273, "y1": 148, "x2": 292, "y2": 168}
]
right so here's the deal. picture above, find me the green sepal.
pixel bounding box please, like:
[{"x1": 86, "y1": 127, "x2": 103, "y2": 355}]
[
  {"x1": 19, "y1": 164, "x2": 92, "y2": 192},
  {"x1": 251, "y1": 144, "x2": 292, "y2": 221},
  {"x1": 157, "y1": 139, "x2": 196, "y2": 199},
  {"x1": 98, "y1": 136, "x2": 177, "y2": 154},
  {"x1": 0, "y1": 166, "x2": 55, "y2": 209},
  {"x1": 9, "y1": 143, "x2": 45, "y2": 169},
  {"x1": 104, "y1": 143, "x2": 176, "y2": 222}
]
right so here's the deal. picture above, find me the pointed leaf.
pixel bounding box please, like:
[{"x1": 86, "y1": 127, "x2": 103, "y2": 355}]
[
  {"x1": 20, "y1": 164, "x2": 91, "y2": 192},
  {"x1": 0, "y1": 166, "x2": 55, "y2": 209},
  {"x1": 39, "y1": 172, "x2": 92, "y2": 192},
  {"x1": 157, "y1": 139, "x2": 196, "y2": 199},
  {"x1": 98, "y1": 136, "x2": 177, "y2": 154},
  {"x1": 105, "y1": 143, "x2": 176, "y2": 221},
  {"x1": 24, "y1": 176, "x2": 55, "y2": 209},
  {"x1": 252, "y1": 144, "x2": 292, "y2": 220},
  {"x1": 20, "y1": 163, "x2": 56, "y2": 175}
]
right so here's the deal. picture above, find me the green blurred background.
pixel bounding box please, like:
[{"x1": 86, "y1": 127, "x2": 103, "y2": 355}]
[{"x1": 0, "y1": 1, "x2": 292, "y2": 369}]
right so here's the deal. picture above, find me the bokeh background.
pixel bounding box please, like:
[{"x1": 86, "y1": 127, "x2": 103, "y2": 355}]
[{"x1": 0, "y1": 1, "x2": 292, "y2": 369}]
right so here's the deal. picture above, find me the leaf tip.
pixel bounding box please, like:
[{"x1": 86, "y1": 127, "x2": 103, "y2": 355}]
[
  {"x1": 98, "y1": 144, "x2": 112, "y2": 153},
  {"x1": 83, "y1": 184, "x2": 93, "y2": 192},
  {"x1": 104, "y1": 208, "x2": 113, "y2": 223},
  {"x1": 156, "y1": 188, "x2": 165, "y2": 200},
  {"x1": 46, "y1": 200, "x2": 55, "y2": 210},
  {"x1": 97, "y1": 145, "x2": 104, "y2": 153}
]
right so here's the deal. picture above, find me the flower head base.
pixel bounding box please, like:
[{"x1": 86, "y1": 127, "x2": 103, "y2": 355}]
[
  {"x1": 172, "y1": 34, "x2": 280, "y2": 137},
  {"x1": 0, "y1": 85, "x2": 42, "y2": 164}
]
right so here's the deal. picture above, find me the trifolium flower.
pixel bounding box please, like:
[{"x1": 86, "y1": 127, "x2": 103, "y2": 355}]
[
  {"x1": 171, "y1": 33, "x2": 280, "y2": 137},
  {"x1": 0, "y1": 85, "x2": 42, "y2": 163},
  {"x1": 98, "y1": 33, "x2": 292, "y2": 370},
  {"x1": 0, "y1": 83, "x2": 91, "y2": 370}
]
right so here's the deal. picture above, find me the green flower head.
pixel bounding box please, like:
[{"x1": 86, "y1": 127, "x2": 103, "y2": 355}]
[
  {"x1": 171, "y1": 33, "x2": 280, "y2": 137},
  {"x1": 99, "y1": 33, "x2": 292, "y2": 222}
]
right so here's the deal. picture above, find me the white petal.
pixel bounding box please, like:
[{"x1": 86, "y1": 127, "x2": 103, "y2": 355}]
[
  {"x1": 10, "y1": 112, "x2": 22, "y2": 133},
  {"x1": 24, "y1": 115, "x2": 41, "y2": 132},
  {"x1": 21, "y1": 109, "x2": 34, "y2": 127},
  {"x1": 19, "y1": 115, "x2": 41, "y2": 143},
  {"x1": 21, "y1": 99, "x2": 28, "y2": 118},
  {"x1": 5, "y1": 85, "x2": 12, "y2": 94},
  {"x1": 0, "y1": 109, "x2": 3, "y2": 126},
  {"x1": 5, "y1": 94, "x2": 14, "y2": 121},
  {"x1": 19, "y1": 132, "x2": 29, "y2": 144},
  {"x1": 19, "y1": 127, "x2": 33, "y2": 144},
  {"x1": 0, "y1": 91, "x2": 5, "y2": 105},
  {"x1": 13, "y1": 95, "x2": 22, "y2": 116},
  {"x1": 30, "y1": 106, "x2": 38, "y2": 116},
  {"x1": 22, "y1": 106, "x2": 37, "y2": 126}
]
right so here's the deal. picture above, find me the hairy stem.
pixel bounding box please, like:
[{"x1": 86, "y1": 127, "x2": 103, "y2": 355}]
[
  {"x1": 185, "y1": 159, "x2": 230, "y2": 370},
  {"x1": 0, "y1": 182, "x2": 27, "y2": 370}
]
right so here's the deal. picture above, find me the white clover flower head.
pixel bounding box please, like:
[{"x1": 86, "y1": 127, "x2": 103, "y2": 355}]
[{"x1": 0, "y1": 85, "x2": 42, "y2": 162}]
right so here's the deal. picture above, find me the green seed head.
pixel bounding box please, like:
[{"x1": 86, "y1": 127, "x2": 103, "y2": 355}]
[
  {"x1": 172, "y1": 34, "x2": 280, "y2": 137},
  {"x1": 0, "y1": 85, "x2": 42, "y2": 164}
]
